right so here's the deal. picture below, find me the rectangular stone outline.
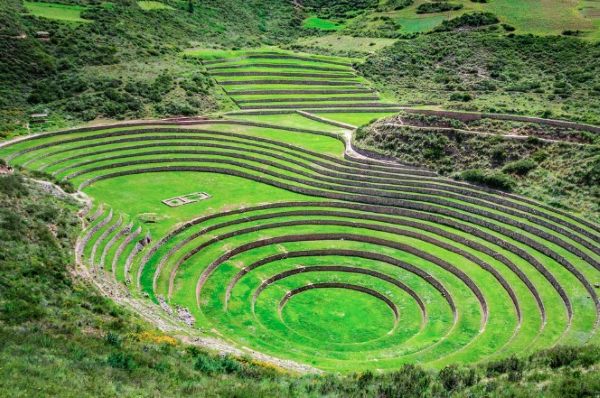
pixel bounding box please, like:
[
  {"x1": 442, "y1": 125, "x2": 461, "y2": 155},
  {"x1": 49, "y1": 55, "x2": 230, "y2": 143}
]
[{"x1": 162, "y1": 192, "x2": 211, "y2": 207}]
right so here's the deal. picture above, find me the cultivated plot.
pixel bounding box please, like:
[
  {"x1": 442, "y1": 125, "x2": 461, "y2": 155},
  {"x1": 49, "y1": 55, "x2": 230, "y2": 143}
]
[{"x1": 2, "y1": 114, "x2": 598, "y2": 371}]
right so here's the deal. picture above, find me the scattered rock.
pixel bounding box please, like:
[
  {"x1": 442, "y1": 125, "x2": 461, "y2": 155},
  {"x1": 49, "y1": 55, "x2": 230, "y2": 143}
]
[
  {"x1": 157, "y1": 295, "x2": 174, "y2": 315},
  {"x1": 176, "y1": 305, "x2": 196, "y2": 326}
]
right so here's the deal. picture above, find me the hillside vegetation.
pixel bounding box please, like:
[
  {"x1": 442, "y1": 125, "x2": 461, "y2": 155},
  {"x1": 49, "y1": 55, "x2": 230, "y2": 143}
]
[
  {"x1": 357, "y1": 31, "x2": 600, "y2": 124},
  {"x1": 355, "y1": 112, "x2": 600, "y2": 221},
  {"x1": 0, "y1": 0, "x2": 301, "y2": 135}
]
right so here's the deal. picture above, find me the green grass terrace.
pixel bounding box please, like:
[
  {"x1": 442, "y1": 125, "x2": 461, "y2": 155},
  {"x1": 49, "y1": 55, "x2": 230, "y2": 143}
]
[
  {"x1": 1, "y1": 114, "x2": 599, "y2": 372},
  {"x1": 186, "y1": 49, "x2": 404, "y2": 124}
]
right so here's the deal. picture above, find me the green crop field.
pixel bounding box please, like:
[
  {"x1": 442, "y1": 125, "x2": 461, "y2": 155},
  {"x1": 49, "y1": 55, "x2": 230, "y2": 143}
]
[
  {"x1": 2, "y1": 52, "x2": 598, "y2": 371},
  {"x1": 191, "y1": 49, "x2": 402, "y2": 122},
  {"x1": 303, "y1": 16, "x2": 343, "y2": 31},
  {"x1": 23, "y1": 1, "x2": 91, "y2": 23},
  {"x1": 137, "y1": 1, "x2": 175, "y2": 11}
]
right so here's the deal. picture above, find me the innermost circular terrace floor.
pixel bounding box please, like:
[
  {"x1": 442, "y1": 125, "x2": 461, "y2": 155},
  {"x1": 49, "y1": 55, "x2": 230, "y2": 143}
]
[{"x1": 281, "y1": 287, "x2": 397, "y2": 345}]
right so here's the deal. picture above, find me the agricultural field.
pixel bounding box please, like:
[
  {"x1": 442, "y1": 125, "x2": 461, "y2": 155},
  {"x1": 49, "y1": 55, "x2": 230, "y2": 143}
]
[
  {"x1": 137, "y1": 1, "x2": 175, "y2": 11},
  {"x1": 294, "y1": 34, "x2": 397, "y2": 54},
  {"x1": 1, "y1": 50, "x2": 599, "y2": 370},
  {"x1": 23, "y1": 1, "x2": 91, "y2": 23},
  {"x1": 337, "y1": 0, "x2": 600, "y2": 38},
  {"x1": 1, "y1": 0, "x2": 600, "y2": 394},
  {"x1": 192, "y1": 49, "x2": 403, "y2": 124},
  {"x1": 302, "y1": 16, "x2": 343, "y2": 31}
]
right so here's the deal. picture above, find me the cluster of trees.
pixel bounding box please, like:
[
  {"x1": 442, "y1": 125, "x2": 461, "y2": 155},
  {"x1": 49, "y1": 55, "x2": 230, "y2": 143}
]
[
  {"x1": 416, "y1": 1, "x2": 463, "y2": 14},
  {"x1": 302, "y1": 0, "x2": 378, "y2": 19}
]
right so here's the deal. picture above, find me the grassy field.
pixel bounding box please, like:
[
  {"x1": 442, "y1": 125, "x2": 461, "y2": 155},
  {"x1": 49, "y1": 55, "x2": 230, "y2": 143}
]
[
  {"x1": 137, "y1": 1, "x2": 175, "y2": 11},
  {"x1": 302, "y1": 16, "x2": 343, "y2": 31},
  {"x1": 189, "y1": 49, "x2": 401, "y2": 119},
  {"x1": 1, "y1": 170, "x2": 599, "y2": 396},
  {"x1": 338, "y1": 0, "x2": 600, "y2": 37},
  {"x1": 294, "y1": 34, "x2": 397, "y2": 54},
  {"x1": 2, "y1": 0, "x2": 600, "y2": 392},
  {"x1": 23, "y1": 1, "x2": 91, "y2": 23}
]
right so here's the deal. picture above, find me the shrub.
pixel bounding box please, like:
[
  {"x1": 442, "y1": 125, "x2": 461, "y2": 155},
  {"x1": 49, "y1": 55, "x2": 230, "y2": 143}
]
[
  {"x1": 221, "y1": 355, "x2": 243, "y2": 374},
  {"x1": 546, "y1": 346, "x2": 580, "y2": 369},
  {"x1": 422, "y1": 133, "x2": 450, "y2": 159},
  {"x1": 532, "y1": 150, "x2": 549, "y2": 163},
  {"x1": 107, "y1": 352, "x2": 137, "y2": 370},
  {"x1": 434, "y1": 12, "x2": 499, "y2": 32},
  {"x1": 355, "y1": 126, "x2": 369, "y2": 141},
  {"x1": 502, "y1": 159, "x2": 537, "y2": 175},
  {"x1": 193, "y1": 353, "x2": 244, "y2": 375},
  {"x1": 486, "y1": 356, "x2": 525, "y2": 376},
  {"x1": 194, "y1": 353, "x2": 223, "y2": 374},
  {"x1": 491, "y1": 143, "x2": 508, "y2": 163},
  {"x1": 378, "y1": 0, "x2": 414, "y2": 11},
  {"x1": 449, "y1": 92, "x2": 473, "y2": 101},
  {"x1": 105, "y1": 332, "x2": 122, "y2": 347},
  {"x1": 416, "y1": 1, "x2": 463, "y2": 14},
  {"x1": 0, "y1": 174, "x2": 28, "y2": 198},
  {"x1": 459, "y1": 169, "x2": 515, "y2": 191},
  {"x1": 378, "y1": 364, "x2": 432, "y2": 398},
  {"x1": 58, "y1": 180, "x2": 76, "y2": 194},
  {"x1": 438, "y1": 364, "x2": 478, "y2": 391},
  {"x1": 358, "y1": 370, "x2": 374, "y2": 388}
]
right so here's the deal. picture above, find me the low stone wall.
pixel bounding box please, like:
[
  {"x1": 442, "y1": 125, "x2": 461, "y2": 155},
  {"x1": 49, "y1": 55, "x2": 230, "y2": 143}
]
[
  {"x1": 279, "y1": 281, "x2": 400, "y2": 321},
  {"x1": 69, "y1": 153, "x2": 598, "y2": 265},
  {"x1": 196, "y1": 231, "x2": 483, "y2": 322},
  {"x1": 240, "y1": 103, "x2": 400, "y2": 110},
  {"x1": 251, "y1": 264, "x2": 427, "y2": 318},
  {"x1": 212, "y1": 71, "x2": 356, "y2": 79},
  {"x1": 78, "y1": 209, "x2": 113, "y2": 263},
  {"x1": 172, "y1": 204, "x2": 546, "y2": 322},
  {"x1": 238, "y1": 96, "x2": 379, "y2": 104},
  {"x1": 403, "y1": 109, "x2": 600, "y2": 134},
  {"x1": 102, "y1": 222, "x2": 132, "y2": 270},
  {"x1": 202, "y1": 54, "x2": 352, "y2": 67},
  {"x1": 227, "y1": 89, "x2": 372, "y2": 95},
  {"x1": 207, "y1": 63, "x2": 351, "y2": 72},
  {"x1": 91, "y1": 215, "x2": 123, "y2": 269},
  {"x1": 220, "y1": 79, "x2": 361, "y2": 86},
  {"x1": 112, "y1": 226, "x2": 141, "y2": 279}
]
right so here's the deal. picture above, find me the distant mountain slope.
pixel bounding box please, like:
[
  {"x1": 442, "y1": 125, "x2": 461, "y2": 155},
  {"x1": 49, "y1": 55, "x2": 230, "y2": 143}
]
[{"x1": 0, "y1": 0, "x2": 301, "y2": 136}]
